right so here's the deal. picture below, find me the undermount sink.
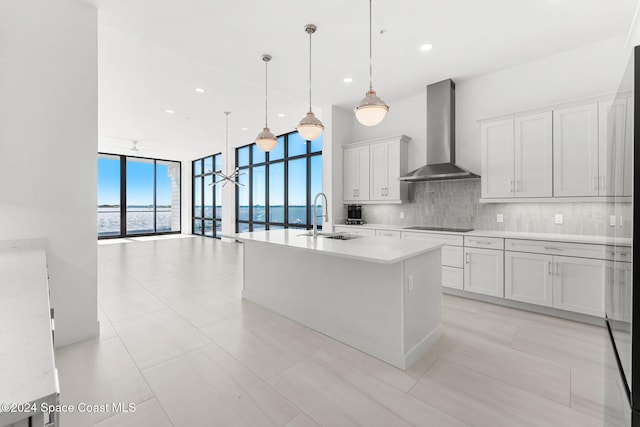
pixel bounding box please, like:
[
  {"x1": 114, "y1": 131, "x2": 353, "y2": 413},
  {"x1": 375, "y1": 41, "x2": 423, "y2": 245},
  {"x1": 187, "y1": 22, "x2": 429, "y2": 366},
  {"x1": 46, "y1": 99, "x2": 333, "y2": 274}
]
[
  {"x1": 297, "y1": 232, "x2": 360, "y2": 240},
  {"x1": 321, "y1": 233, "x2": 361, "y2": 240}
]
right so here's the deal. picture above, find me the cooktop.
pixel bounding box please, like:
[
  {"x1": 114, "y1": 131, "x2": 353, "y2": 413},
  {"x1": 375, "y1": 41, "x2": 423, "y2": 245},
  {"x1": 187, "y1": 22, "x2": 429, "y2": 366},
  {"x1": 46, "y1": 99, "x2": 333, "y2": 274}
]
[{"x1": 403, "y1": 226, "x2": 473, "y2": 233}]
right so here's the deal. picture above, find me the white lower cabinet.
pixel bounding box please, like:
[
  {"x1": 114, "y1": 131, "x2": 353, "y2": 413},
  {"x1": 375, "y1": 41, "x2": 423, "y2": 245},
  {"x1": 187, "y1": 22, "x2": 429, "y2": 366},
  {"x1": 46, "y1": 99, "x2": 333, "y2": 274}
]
[
  {"x1": 553, "y1": 256, "x2": 606, "y2": 317},
  {"x1": 401, "y1": 231, "x2": 464, "y2": 290},
  {"x1": 606, "y1": 261, "x2": 632, "y2": 322},
  {"x1": 463, "y1": 247, "x2": 504, "y2": 298},
  {"x1": 505, "y1": 239, "x2": 610, "y2": 317},
  {"x1": 505, "y1": 251, "x2": 553, "y2": 307},
  {"x1": 442, "y1": 266, "x2": 464, "y2": 290}
]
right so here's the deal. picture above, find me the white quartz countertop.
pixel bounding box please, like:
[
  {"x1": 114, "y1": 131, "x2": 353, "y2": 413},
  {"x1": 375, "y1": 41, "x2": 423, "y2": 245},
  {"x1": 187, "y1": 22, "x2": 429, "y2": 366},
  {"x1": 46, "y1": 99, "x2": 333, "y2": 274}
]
[
  {"x1": 0, "y1": 250, "x2": 58, "y2": 417},
  {"x1": 335, "y1": 224, "x2": 632, "y2": 246},
  {"x1": 225, "y1": 229, "x2": 443, "y2": 264}
]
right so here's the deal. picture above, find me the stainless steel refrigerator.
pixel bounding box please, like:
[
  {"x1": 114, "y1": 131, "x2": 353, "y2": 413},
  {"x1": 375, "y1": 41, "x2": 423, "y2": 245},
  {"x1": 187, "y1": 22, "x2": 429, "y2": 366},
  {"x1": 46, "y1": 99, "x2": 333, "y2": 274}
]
[{"x1": 604, "y1": 44, "x2": 639, "y2": 427}]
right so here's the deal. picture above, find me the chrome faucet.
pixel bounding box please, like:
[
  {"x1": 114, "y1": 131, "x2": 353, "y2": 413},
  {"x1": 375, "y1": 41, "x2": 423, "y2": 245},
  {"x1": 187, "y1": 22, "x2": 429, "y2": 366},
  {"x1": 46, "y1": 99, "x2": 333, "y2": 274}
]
[{"x1": 312, "y1": 192, "x2": 328, "y2": 238}]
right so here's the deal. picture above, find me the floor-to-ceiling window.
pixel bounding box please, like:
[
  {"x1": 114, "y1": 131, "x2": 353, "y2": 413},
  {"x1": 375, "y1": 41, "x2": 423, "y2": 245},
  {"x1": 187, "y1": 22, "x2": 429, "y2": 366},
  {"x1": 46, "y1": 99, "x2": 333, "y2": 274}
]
[
  {"x1": 97, "y1": 153, "x2": 181, "y2": 238},
  {"x1": 192, "y1": 154, "x2": 223, "y2": 238},
  {"x1": 235, "y1": 131, "x2": 322, "y2": 232}
]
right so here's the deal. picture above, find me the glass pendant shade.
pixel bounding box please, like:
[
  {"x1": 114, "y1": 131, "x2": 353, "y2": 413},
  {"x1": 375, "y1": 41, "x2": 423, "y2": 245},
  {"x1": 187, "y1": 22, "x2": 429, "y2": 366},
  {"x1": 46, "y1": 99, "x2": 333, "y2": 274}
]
[
  {"x1": 354, "y1": 89, "x2": 389, "y2": 126},
  {"x1": 296, "y1": 111, "x2": 324, "y2": 141},
  {"x1": 255, "y1": 127, "x2": 278, "y2": 151}
]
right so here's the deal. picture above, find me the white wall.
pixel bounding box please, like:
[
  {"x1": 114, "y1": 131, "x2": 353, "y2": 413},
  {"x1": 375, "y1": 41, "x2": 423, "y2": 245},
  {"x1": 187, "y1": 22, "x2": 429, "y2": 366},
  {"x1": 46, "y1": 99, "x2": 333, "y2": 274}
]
[
  {"x1": 322, "y1": 106, "x2": 353, "y2": 226},
  {"x1": 350, "y1": 93, "x2": 427, "y2": 172},
  {"x1": 349, "y1": 36, "x2": 631, "y2": 175},
  {"x1": 0, "y1": 0, "x2": 99, "y2": 346}
]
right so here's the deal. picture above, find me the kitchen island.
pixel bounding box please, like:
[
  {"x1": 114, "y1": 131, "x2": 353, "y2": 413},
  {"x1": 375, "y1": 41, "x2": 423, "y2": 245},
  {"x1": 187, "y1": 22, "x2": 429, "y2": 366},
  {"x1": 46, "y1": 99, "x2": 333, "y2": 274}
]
[{"x1": 226, "y1": 229, "x2": 443, "y2": 370}]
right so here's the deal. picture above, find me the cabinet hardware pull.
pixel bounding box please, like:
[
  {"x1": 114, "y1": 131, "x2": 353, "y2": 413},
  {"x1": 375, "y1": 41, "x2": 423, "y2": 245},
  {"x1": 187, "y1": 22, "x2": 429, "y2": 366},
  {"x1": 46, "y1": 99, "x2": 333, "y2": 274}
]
[
  {"x1": 510, "y1": 180, "x2": 514, "y2": 193},
  {"x1": 474, "y1": 240, "x2": 493, "y2": 245},
  {"x1": 544, "y1": 246, "x2": 563, "y2": 251},
  {"x1": 516, "y1": 180, "x2": 521, "y2": 192},
  {"x1": 593, "y1": 176, "x2": 598, "y2": 190},
  {"x1": 465, "y1": 253, "x2": 470, "y2": 264},
  {"x1": 548, "y1": 261, "x2": 552, "y2": 275}
]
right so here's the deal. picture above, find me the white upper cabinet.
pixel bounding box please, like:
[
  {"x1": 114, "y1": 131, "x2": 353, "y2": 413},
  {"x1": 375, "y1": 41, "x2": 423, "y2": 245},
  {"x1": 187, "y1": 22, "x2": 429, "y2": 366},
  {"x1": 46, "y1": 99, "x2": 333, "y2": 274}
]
[
  {"x1": 343, "y1": 145, "x2": 370, "y2": 202},
  {"x1": 552, "y1": 103, "x2": 599, "y2": 197},
  {"x1": 481, "y1": 112, "x2": 552, "y2": 199},
  {"x1": 343, "y1": 135, "x2": 409, "y2": 204},
  {"x1": 514, "y1": 112, "x2": 553, "y2": 197},
  {"x1": 369, "y1": 138, "x2": 407, "y2": 201},
  {"x1": 480, "y1": 96, "x2": 631, "y2": 201},
  {"x1": 481, "y1": 119, "x2": 514, "y2": 198},
  {"x1": 598, "y1": 98, "x2": 632, "y2": 196}
]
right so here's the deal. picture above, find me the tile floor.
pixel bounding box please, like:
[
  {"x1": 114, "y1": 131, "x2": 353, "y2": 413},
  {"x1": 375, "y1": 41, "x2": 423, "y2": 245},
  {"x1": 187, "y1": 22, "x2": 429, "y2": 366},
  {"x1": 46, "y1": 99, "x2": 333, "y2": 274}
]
[{"x1": 54, "y1": 235, "x2": 620, "y2": 426}]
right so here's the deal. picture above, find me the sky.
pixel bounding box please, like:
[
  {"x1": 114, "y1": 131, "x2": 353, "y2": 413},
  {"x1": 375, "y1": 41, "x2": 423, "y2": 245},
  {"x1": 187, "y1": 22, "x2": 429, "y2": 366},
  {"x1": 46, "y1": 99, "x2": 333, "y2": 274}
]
[{"x1": 98, "y1": 157, "x2": 176, "y2": 206}]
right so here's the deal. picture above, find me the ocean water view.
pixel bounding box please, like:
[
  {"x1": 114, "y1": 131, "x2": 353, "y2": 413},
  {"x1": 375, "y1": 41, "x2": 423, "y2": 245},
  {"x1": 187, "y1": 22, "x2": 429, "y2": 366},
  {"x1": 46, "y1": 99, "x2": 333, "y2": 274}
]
[{"x1": 98, "y1": 206, "x2": 177, "y2": 236}]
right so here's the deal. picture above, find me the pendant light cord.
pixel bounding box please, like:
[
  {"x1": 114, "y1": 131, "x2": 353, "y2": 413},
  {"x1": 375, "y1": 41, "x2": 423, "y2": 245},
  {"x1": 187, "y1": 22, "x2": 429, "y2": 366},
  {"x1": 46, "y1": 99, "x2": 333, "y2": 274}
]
[
  {"x1": 368, "y1": 0, "x2": 373, "y2": 91},
  {"x1": 225, "y1": 111, "x2": 230, "y2": 162},
  {"x1": 308, "y1": 29, "x2": 313, "y2": 112},
  {"x1": 264, "y1": 59, "x2": 269, "y2": 128}
]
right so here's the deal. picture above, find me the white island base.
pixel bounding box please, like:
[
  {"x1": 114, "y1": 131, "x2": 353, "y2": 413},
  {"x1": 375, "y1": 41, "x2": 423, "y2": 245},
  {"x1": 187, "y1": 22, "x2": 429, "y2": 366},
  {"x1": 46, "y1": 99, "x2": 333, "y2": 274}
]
[{"x1": 235, "y1": 230, "x2": 443, "y2": 370}]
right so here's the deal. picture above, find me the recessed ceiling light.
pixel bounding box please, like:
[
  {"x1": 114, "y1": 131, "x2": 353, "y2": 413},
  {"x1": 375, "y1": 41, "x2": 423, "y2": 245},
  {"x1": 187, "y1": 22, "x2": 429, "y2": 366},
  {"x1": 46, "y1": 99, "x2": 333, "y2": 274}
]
[
  {"x1": 343, "y1": 77, "x2": 353, "y2": 83},
  {"x1": 242, "y1": 127, "x2": 248, "y2": 131},
  {"x1": 420, "y1": 43, "x2": 433, "y2": 52},
  {"x1": 195, "y1": 88, "x2": 205, "y2": 93},
  {"x1": 165, "y1": 109, "x2": 175, "y2": 114},
  {"x1": 277, "y1": 113, "x2": 285, "y2": 117}
]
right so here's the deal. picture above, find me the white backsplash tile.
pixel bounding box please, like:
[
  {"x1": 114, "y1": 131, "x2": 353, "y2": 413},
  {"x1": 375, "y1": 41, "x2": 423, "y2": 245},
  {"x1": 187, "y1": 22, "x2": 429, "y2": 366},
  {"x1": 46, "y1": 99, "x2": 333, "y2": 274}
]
[{"x1": 359, "y1": 180, "x2": 631, "y2": 237}]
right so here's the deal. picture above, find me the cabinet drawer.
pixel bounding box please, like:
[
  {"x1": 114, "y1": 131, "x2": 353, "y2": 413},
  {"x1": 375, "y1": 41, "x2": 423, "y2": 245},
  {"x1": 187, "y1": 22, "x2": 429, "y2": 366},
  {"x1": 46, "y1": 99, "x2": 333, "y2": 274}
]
[
  {"x1": 375, "y1": 229, "x2": 401, "y2": 238},
  {"x1": 464, "y1": 236, "x2": 504, "y2": 250},
  {"x1": 442, "y1": 266, "x2": 463, "y2": 290},
  {"x1": 505, "y1": 239, "x2": 606, "y2": 259},
  {"x1": 442, "y1": 246, "x2": 464, "y2": 268},
  {"x1": 605, "y1": 245, "x2": 632, "y2": 262},
  {"x1": 401, "y1": 231, "x2": 464, "y2": 246}
]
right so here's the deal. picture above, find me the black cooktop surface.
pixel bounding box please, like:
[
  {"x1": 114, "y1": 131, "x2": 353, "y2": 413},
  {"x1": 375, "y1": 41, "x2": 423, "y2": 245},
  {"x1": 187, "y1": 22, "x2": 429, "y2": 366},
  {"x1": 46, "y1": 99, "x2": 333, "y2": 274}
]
[{"x1": 403, "y1": 226, "x2": 473, "y2": 233}]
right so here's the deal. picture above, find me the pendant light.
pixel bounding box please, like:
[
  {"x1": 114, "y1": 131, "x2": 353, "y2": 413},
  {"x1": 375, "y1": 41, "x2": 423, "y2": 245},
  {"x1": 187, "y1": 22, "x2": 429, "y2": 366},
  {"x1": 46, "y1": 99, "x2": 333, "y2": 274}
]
[
  {"x1": 354, "y1": 0, "x2": 389, "y2": 126},
  {"x1": 212, "y1": 111, "x2": 245, "y2": 187},
  {"x1": 296, "y1": 24, "x2": 324, "y2": 141},
  {"x1": 255, "y1": 54, "x2": 278, "y2": 152}
]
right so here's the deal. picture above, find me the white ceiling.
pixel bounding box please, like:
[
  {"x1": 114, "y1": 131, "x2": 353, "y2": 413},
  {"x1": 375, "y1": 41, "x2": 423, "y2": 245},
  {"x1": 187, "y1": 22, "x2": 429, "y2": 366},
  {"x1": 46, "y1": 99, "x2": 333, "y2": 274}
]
[{"x1": 96, "y1": 0, "x2": 637, "y2": 161}]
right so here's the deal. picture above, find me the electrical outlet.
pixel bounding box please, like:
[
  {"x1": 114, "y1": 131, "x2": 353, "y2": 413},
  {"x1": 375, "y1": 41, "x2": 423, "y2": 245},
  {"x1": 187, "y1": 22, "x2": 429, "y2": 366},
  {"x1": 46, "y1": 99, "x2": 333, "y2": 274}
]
[
  {"x1": 610, "y1": 215, "x2": 617, "y2": 227},
  {"x1": 554, "y1": 214, "x2": 564, "y2": 225},
  {"x1": 400, "y1": 211, "x2": 405, "y2": 220},
  {"x1": 496, "y1": 214, "x2": 504, "y2": 223},
  {"x1": 407, "y1": 275, "x2": 414, "y2": 292}
]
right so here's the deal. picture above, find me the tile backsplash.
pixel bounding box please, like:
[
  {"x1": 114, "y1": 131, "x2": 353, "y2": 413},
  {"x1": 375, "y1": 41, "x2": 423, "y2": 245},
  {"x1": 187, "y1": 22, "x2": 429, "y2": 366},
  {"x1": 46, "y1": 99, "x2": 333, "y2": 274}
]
[{"x1": 360, "y1": 180, "x2": 632, "y2": 237}]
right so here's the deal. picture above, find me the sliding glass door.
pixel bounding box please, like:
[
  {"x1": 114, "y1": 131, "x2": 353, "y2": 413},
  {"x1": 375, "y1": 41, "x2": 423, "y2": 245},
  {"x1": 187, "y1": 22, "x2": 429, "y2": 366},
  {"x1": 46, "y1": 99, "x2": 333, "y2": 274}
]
[
  {"x1": 97, "y1": 154, "x2": 122, "y2": 237},
  {"x1": 97, "y1": 153, "x2": 181, "y2": 239}
]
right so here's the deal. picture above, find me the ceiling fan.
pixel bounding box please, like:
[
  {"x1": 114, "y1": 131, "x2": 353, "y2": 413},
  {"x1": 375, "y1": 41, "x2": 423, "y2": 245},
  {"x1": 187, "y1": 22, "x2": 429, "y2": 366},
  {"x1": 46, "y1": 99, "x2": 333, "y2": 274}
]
[{"x1": 101, "y1": 135, "x2": 160, "y2": 154}]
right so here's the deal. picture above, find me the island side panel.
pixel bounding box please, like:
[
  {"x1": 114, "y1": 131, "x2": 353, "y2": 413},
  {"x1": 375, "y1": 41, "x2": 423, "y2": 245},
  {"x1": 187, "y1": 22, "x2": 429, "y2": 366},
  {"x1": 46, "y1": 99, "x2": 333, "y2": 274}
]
[
  {"x1": 242, "y1": 240, "x2": 404, "y2": 368},
  {"x1": 402, "y1": 250, "x2": 442, "y2": 368}
]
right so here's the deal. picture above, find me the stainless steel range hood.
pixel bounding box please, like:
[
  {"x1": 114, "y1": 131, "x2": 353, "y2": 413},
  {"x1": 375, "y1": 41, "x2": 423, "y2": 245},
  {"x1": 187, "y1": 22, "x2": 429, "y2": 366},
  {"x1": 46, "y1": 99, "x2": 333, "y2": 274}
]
[{"x1": 399, "y1": 79, "x2": 479, "y2": 182}]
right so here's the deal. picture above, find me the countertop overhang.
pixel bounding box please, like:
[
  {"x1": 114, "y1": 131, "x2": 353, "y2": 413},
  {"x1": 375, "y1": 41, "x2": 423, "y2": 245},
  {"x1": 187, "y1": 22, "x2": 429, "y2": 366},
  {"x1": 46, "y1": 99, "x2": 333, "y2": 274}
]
[{"x1": 224, "y1": 229, "x2": 443, "y2": 264}]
